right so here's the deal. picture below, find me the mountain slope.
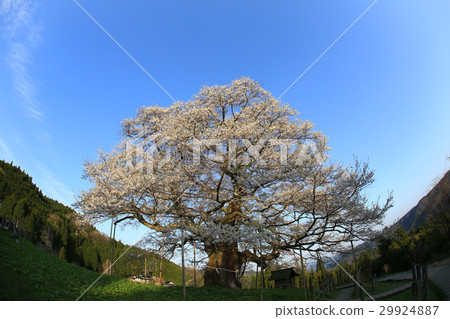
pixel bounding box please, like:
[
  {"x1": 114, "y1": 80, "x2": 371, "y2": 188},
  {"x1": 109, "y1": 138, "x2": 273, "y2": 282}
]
[
  {"x1": 0, "y1": 159, "x2": 184, "y2": 283},
  {"x1": 398, "y1": 170, "x2": 450, "y2": 232},
  {"x1": 0, "y1": 229, "x2": 125, "y2": 300},
  {"x1": 331, "y1": 170, "x2": 450, "y2": 267},
  {"x1": 0, "y1": 229, "x2": 194, "y2": 300}
]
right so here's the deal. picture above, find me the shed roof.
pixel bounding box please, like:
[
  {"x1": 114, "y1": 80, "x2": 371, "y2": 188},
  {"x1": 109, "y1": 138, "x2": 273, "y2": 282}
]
[{"x1": 268, "y1": 267, "x2": 300, "y2": 281}]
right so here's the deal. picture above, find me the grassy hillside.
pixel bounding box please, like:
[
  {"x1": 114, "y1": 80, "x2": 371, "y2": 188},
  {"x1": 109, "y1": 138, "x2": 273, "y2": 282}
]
[
  {"x1": 0, "y1": 160, "x2": 185, "y2": 283},
  {"x1": 0, "y1": 229, "x2": 318, "y2": 300},
  {"x1": 3, "y1": 229, "x2": 446, "y2": 301},
  {"x1": 0, "y1": 229, "x2": 188, "y2": 300}
]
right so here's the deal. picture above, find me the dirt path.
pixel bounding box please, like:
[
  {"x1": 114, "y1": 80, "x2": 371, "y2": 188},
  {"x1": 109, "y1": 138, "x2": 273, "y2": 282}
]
[
  {"x1": 335, "y1": 286, "x2": 354, "y2": 301},
  {"x1": 376, "y1": 259, "x2": 450, "y2": 300},
  {"x1": 428, "y1": 264, "x2": 450, "y2": 300},
  {"x1": 379, "y1": 271, "x2": 411, "y2": 281}
]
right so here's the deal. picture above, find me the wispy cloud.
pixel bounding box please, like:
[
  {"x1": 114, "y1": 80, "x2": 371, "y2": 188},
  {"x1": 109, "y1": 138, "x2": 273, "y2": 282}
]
[
  {"x1": 0, "y1": 2, "x2": 75, "y2": 207},
  {"x1": 1, "y1": 0, "x2": 43, "y2": 120},
  {"x1": 0, "y1": 137, "x2": 15, "y2": 162},
  {"x1": 34, "y1": 162, "x2": 76, "y2": 206}
]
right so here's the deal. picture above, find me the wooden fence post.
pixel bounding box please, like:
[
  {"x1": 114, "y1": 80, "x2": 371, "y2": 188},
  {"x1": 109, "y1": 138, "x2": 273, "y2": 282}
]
[
  {"x1": 372, "y1": 276, "x2": 377, "y2": 293},
  {"x1": 422, "y1": 265, "x2": 428, "y2": 301},
  {"x1": 309, "y1": 276, "x2": 315, "y2": 301},
  {"x1": 412, "y1": 264, "x2": 418, "y2": 301}
]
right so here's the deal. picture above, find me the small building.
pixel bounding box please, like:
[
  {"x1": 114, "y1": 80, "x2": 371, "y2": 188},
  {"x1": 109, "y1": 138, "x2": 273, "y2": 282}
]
[{"x1": 268, "y1": 267, "x2": 299, "y2": 288}]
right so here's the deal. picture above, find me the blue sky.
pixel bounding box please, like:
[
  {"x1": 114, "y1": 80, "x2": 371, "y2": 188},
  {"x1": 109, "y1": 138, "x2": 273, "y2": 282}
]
[{"x1": 0, "y1": 0, "x2": 449, "y2": 245}]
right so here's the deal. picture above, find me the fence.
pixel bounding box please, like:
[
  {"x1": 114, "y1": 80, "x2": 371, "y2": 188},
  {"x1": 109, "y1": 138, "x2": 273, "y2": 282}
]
[{"x1": 412, "y1": 264, "x2": 428, "y2": 301}]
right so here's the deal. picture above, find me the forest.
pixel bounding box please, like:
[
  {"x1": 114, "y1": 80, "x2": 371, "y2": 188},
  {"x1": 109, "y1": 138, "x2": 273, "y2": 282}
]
[{"x1": 0, "y1": 160, "x2": 183, "y2": 284}]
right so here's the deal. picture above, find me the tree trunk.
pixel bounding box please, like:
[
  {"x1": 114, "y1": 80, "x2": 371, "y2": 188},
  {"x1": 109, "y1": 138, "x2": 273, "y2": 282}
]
[{"x1": 203, "y1": 242, "x2": 243, "y2": 288}]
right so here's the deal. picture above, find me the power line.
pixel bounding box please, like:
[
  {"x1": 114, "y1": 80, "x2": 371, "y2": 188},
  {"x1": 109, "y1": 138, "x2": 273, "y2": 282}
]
[
  {"x1": 278, "y1": 0, "x2": 379, "y2": 100},
  {"x1": 72, "y1": 0, "x2": 177, "y2": 102}
]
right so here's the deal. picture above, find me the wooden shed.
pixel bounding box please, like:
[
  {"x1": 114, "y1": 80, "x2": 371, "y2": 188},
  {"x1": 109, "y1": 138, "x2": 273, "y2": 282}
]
[{"x1": 268, "y1": 267, "x2": 299, "y2": 288}]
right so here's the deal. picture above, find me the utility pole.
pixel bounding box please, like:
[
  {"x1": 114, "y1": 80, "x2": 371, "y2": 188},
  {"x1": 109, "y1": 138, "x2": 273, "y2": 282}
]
[
  {"x1": 108, "y1": 216, "x2": 130, "y2": 276},
  {"x1": 144, "y1": 256, "x2": 147, "y2": 283},
  {"x1": 111, "y1": 221, "x2": 117, "y2": 275},
  {"x1": 193, "y1": 241, "x2": 197, "y2": 287},
  {"x1": 260, "y1": 239, "x2": 264, "y2": 301},
  {"x1": 108, "y1": 218, "x2": 114, "y2": 276},
  {"x1": 351, "y1": 240, "x2": 362, "y2": 300},
  {"x1": 255, "y1": 262, "x2": 259, "y2": 289},
  {"x1": 159, "y1": 232, "x2": 165, "y2": 285},
  {"x1": 154, "y1": 258, "x2": 158, "y2": 280},
  {"x1": 181, "y1": 215, "x2": 186, "y2": 301},
  {"x1": 300, "y1": 248, "x2": 307, "y2": 300}
]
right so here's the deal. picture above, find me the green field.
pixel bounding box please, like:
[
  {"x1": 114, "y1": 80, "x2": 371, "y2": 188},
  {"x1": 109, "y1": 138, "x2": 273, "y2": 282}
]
[
  {"x1": 1, "y1": 230, "x2": 446, "y2": 301},
  {"x1": 0, "y1": 230, "x2": 321, "y2": 301}
]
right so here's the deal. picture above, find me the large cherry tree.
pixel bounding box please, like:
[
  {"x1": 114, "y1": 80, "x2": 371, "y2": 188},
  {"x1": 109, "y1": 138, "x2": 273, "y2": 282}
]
[{"x1": 77, "y1": 78, "x2": 392, "y2": 288}]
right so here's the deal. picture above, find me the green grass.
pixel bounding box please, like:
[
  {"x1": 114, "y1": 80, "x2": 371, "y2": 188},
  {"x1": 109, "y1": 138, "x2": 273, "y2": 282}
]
[
  {"x1": 351, "y1": 279, "x2": 445, "y2": 301},
  {"x1": 0, "y1": 229, "x2": 119, "y2": 300},
  {"x1": 380, "y1": 281, "x2": 446, "y2": 301},
  {"x1": 4, "y1": 230, "x2": 444, "y2": 301},
  {"x1": 353, "y1": 280, "x2": 411, "y2": 298},
  {"x1": 373, "y1": 280, "x2": 410, "y2": 292},
  {"x1": 0, "y1": 230, "x2": 323, "y2": 301}
]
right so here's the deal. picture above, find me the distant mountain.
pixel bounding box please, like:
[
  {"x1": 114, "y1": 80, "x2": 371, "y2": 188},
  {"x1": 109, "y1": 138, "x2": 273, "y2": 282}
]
[
  {"x1": 327, "y1": 241, "x2": 376, "y2": 269},
  {"x1": 397, "y1": 170, "x2": 450, "y2": 232},
  {"x1": 329, "y1": 170, "x2": 450, "y2": 267}
]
